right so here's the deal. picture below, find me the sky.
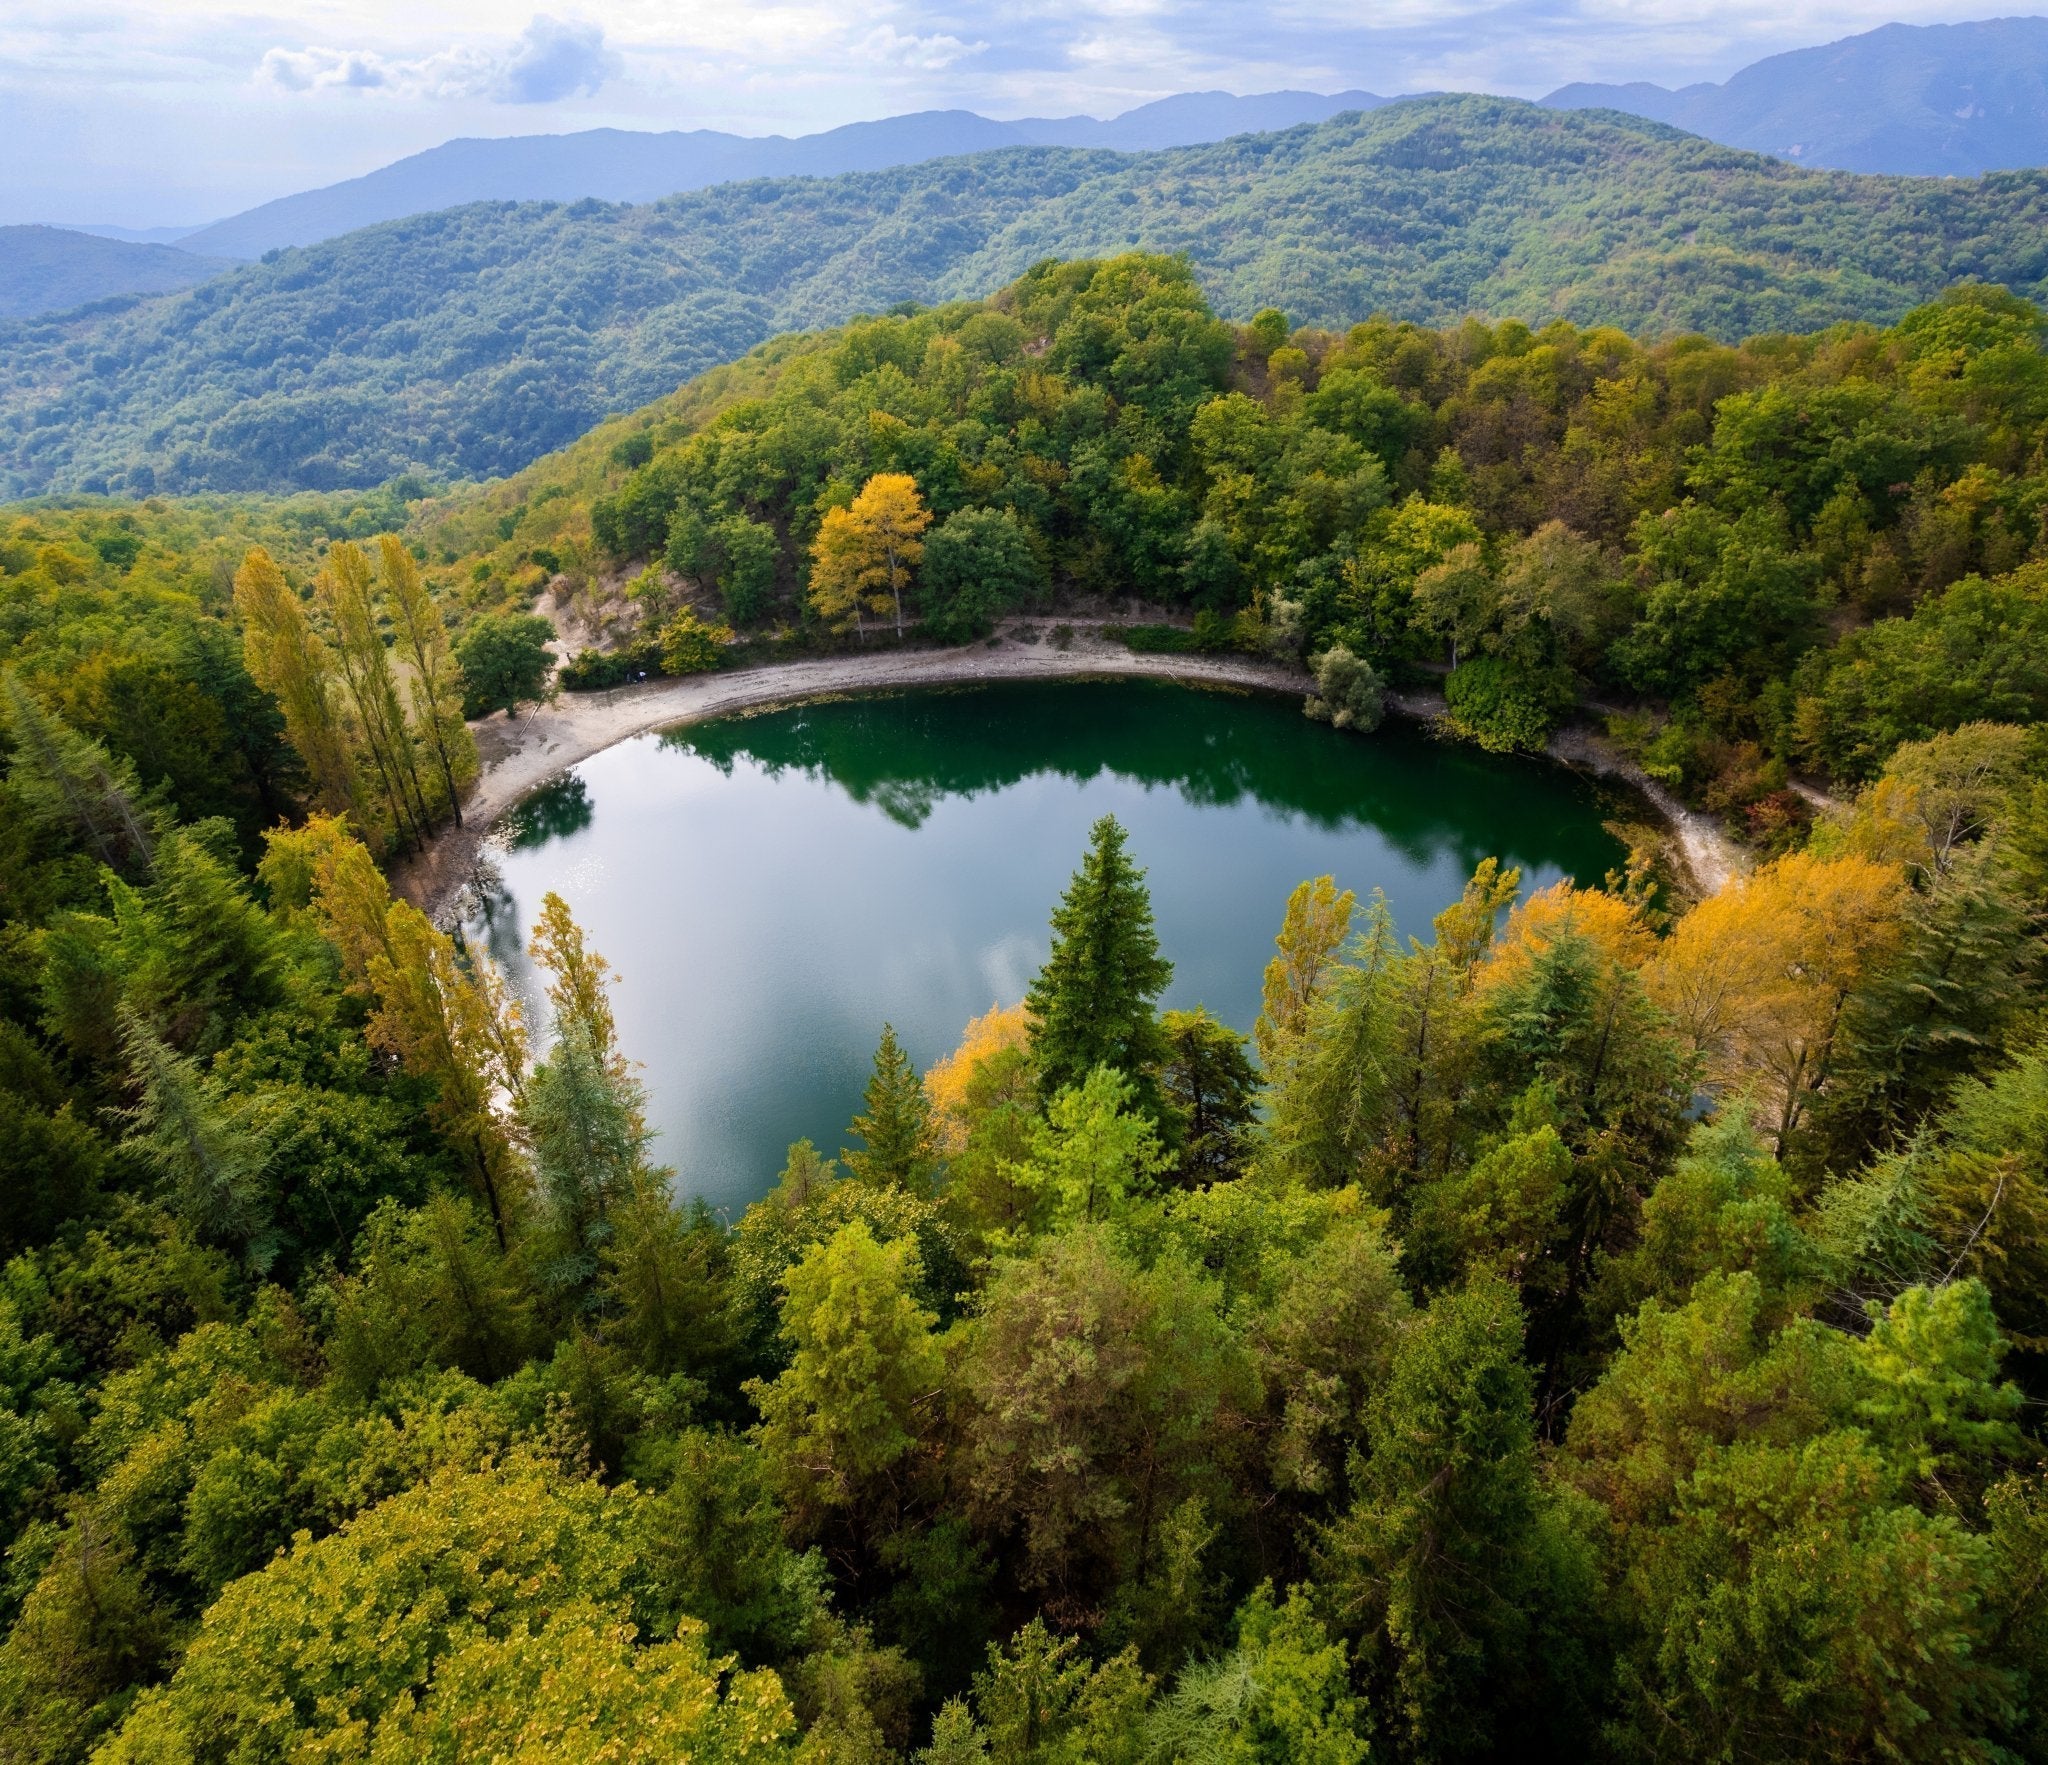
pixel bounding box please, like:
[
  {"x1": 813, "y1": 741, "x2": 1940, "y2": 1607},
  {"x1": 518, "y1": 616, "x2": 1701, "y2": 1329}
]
[{"x1": 0, "y1": 1, "x2": 2023, "y2": 227}]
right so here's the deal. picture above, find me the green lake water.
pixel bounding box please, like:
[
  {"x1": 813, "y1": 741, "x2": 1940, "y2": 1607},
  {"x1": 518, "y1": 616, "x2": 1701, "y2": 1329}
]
[{"x1": 468, "y1": 678, "x2": 1631, "y2": 1216}]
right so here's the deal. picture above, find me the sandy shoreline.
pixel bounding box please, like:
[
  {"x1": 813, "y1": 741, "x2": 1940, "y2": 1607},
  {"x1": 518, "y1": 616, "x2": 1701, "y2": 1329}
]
[
  {"x1": 392, "y1": 630, "x2": 1313, "y2": 911},
  {"x1": 392, "y1": 627, "x2": 1743, "y2": 913}
]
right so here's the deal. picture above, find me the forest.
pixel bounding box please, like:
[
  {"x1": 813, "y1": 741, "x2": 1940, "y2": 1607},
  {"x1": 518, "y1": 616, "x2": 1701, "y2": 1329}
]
[
  {"x1": 5, "y1": 249, "x2": 2048, "y2": 1760},
  {"x1": 454, "y1": 251, "x2": 2048, "y2": 825},
  {"x1": 10, "y1": 93, "x2": 2048, "y2": 499}
]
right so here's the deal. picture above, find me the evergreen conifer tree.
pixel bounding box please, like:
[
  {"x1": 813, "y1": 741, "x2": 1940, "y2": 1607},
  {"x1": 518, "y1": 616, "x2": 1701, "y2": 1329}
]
[
  {"x1": 845, "y1": 1023, "x2": 935, "y2": 1193},
  {"x1": 1025, "y1": 816, "x2": 1173, "y2": 1115},
  {"x1": 118, "y1": 1006, "x2": 271, "y2": 1264},
  {"x1": 1, "y1": 670, "x2": 157, "y2": 872},
  {"x1": 523, "y1": 1018, "x2": 649, "y2": 1299}
]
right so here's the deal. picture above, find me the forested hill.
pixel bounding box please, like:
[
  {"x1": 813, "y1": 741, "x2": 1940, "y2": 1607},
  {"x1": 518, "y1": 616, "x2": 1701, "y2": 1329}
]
[
  {"x1": 9, "y1": 94, "x2": 2048, "y2": 500},
  {"x1": 0, "y1": 226, "x2": 229, "y2": 322}
]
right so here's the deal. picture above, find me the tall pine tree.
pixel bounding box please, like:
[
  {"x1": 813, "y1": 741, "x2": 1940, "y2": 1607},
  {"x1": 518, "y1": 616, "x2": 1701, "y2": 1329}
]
[
  {"x1": 1025, "y1": 816, "x2": 1173, "y2": 1115},
  {"x1": 844, "y1": 1023, "x2": 935, "y2": 1193}
]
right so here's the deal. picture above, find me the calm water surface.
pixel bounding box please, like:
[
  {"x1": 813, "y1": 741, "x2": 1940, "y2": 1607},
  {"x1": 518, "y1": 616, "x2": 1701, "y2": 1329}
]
[{"x1": 469, "y1": 679, "x2": 1629, "y2": 1214}]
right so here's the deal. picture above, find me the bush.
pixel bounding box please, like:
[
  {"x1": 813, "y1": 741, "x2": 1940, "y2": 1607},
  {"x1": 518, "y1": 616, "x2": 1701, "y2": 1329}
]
[
  {"x1": 1444, "y1": 657, "x2": 1573, "y2": 754},
  {"x1": 1304, "y1": 644, "x2": 1385, "y2": 733},
  {"x1": 1115, "y1": 624, "x2": 1196, "y2": 655},
  {"x1": 558, "y1": 639, "x2": 663, "y2": 691},
  {"x1": 658, "y1": 609, "x2": 735, "y2": 676}
]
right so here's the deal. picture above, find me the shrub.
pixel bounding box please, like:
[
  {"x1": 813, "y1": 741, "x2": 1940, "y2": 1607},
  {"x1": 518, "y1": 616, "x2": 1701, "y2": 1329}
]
[
  {"x1": 558, "y1": 639, "x2": 663, "y2": 691},
  {"x1": 658, "y1": 609, "x2": 735, "y2": 676},
  {"x1": 1116, "y1": 624, "x2": 1196, "y2": 655},
  {"x1": 1304, "y1": 644, "x2": 1385, "y2": 733},
  {"x1": 1444, "y1": 657, "x2": 1573, "y2": 754}
]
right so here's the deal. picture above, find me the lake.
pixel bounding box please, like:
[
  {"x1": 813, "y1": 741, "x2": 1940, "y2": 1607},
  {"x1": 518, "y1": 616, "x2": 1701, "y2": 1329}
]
[{"x1": 467, "y1": 678, "x2": 1632, "y2": 1215}]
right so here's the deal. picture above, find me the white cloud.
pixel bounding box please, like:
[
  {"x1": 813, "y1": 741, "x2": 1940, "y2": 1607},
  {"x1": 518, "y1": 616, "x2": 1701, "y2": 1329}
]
[
  {"x1": 855, "y1": 24, "x2": 985, "y2": 72},
  {"x1": 258, "y1": 13, "x2": 615, "y2": 104}
]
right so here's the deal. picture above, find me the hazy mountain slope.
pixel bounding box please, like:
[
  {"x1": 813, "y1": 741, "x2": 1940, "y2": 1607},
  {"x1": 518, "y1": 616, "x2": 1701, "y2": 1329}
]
[
  {"x1": 8, "y1": 95, "x2": 2048, "y2": 500},
  {"x1": 1545, "y1": 17, "x2": 2048, "y2": 175},
  {"x1": 0, "y1": 226, "x2": 230, "y2": 319},
  {"x1": 1017, "y1": 88, "x2": 1387, "y2": 151},
  {"x1": 176, "y1": 90, "x2": 1389, "y2": 260}
]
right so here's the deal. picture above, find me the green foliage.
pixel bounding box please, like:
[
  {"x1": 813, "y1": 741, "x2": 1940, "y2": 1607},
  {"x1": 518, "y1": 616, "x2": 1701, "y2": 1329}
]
[
  {"x1": 919, "y1": 508, "x2": 1044, "y2": 642},
  {"x1": 844, "y1": 1024, "x2": 937, "y2": 1195},
  {"x1": 93, "y1": 1457, "x2": 654, "y2": 1762},
  {"x1": 1024, "y1": 816, "x2": 1173, "y2": 1114},
  {"x1": 454, "y1": 611, "x2": 554, "y2": 717},
  {"x1": 1005, "y1": 1066, "x2": 1173, "y2": 1236},
  {"x1": 657, "y1": 607, "x2": 734, "y2": 676},
  {"x1": 1321, "y1": 1272, "x2": 1559, "y2": 1762},
  {"x1": 1302, "y1": 646, "x2": 1383, "y2": 734},
  {"x1": 1157, "y1": 1008, "x2": 1258, "y2": 1185},
  {"x1": 957, "y1": 1229, "x2": 1251, "y2": 1605},
  {"x1": 522, "y1": 1018, "x2": 650, "y2": 1300},
  {"x1": 746, "y1": 1221, "x2": 944, "y2": 1538},
  {"x1": 1144, "y1": 1583, "x2": 1369, "y2": 1765},
  {"x1": 1443, "y1": 655, "x2": 1573, "y2": 753},
  {"x1": 19, "y1": 99, "x2": 2048, "y2": 499},
  {"x1": 1799, "y1": 564, "x2": 2048, "y2": 778}
]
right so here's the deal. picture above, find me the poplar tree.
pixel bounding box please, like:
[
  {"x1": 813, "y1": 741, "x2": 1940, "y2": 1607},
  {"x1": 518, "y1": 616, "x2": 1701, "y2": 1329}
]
[
  {"x1": 1255, "y1": 874, "x2": 1356, "y2": 1069},
  {"x1": 524, "y1": 1019, "x2": 648, "y2": 1298},
  {"x1": 316, "y1": 541, "x2": 432, "y2": 849},
  {"x1": 521, "y1": 890, "x2": 652, "y2": 1295},
  {"x1": 231, "y1": 547, "x2": 361, "y2": 825},
  {"x1": 529, "y1": 890, "x2": 622, "y2": 1068},
  {"x1": 377, "y1": 534, "x2": 476, "y2": 827},
  {"x1": 844, "y1": 1023, "x2": 935, "y2": 1193},
  {"x1": 304, "y1": 821, "x2": 529, "y2": 1246},
  {"x1": 1025, "y1": 815, "x2": 1173, "y2": 1115}
]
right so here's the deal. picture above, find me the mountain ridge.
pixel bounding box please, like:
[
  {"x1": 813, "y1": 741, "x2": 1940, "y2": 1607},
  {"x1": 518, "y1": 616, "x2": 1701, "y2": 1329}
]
[
  {"x1": 0, "y1": 225, "x2": 232, "y2": 322},
  {"x1": 1543, "y1": 16, "x2": 2048, "y2": 175},
  {"x1": 174, "y1": 90, "x2": 1390, "y2": 261},
  {"x1": 7, "y1": 95, "x2": 2048, "y2": 502}
]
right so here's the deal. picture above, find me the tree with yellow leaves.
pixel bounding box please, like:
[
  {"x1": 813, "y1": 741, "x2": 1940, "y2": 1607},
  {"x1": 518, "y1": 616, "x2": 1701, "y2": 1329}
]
[
  {"x1": 317, "y1": 541, "x2": 434, "y2": 849},
  {"x1": 233, "y1": 547, "x2": 363, "y2": 827},
  {"x1": 924, "y1": 1002, "x2": 1030, "y2": 1156},
  {"x1": 1474, "y1": 878, "x2": 1654, "y2": 999},
  {"x1": 530, "y1": 889, "x2": 622, "y2": 1068},
  {"x1": 289, "y1": 815, "x2": 530, "y2": 1244},
  {"x1": 377, "y1": 534, "x2": 478, "y2": 828},
  {"x1": 1255, "y1": 875, "x2": 1356, "y2": 1069},
  {"x1": 1644, "y1": 850, "x2": 1907, "y2": 1150},
  {"x1": 807, "y1": 473, "x2": 930, "y2": 641}
]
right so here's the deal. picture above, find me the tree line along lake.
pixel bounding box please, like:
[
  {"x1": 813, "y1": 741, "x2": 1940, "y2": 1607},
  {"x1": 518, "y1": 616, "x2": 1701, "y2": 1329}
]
[{"x1": 467, "y1": 677, "x2": 1631, "y2": 1213}]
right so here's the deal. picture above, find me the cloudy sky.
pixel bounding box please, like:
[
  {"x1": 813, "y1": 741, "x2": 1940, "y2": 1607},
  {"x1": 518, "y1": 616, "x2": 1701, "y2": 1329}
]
[{"x1": 1, "y1": 0, "x2": 2018, "y2": 226}]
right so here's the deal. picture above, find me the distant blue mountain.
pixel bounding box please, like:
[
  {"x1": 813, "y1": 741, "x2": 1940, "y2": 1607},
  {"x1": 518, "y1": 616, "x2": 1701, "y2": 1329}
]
[
  {"x1": 0, "y1": 226, "x2": 230, "y2": 321},
  {"x1": 1544, "y1": 17, "x2": 2048, "y2": 176},
  {"x1": 174, "y1": 90, "x2": 1391, "y2": 261}
]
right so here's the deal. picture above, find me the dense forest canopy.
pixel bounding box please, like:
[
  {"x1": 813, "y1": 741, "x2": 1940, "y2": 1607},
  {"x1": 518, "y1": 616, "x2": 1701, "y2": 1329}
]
[
  {"x1": 435, "y1": 252, "x2": 2048, "y2": 820},
  {"x1": 10, "y1": 95, "x2": 2048, "y2": 498},
  {"x1": 8, "y1": 251, "x2": 2048, "y2": 1760}
]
